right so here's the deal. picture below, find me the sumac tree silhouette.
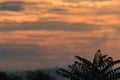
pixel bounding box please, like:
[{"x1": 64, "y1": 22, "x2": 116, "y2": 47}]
[{"x1": 56, "y1": 50, "x2": 120, "y2": 80}]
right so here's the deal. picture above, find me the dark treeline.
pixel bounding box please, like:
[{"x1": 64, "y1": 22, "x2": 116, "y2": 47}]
[{"x1": 0, "y1": 70, "x2": 56, "y2": 80}]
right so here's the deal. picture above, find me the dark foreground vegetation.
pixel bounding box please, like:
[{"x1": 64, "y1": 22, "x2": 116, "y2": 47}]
[
  {"x1": 57, "y1": 50, "x2": 120, "y2": 80},
  {"x1": 0, "y1": 70, "x2": 56, "y2": 80},
  {"x1": 0, "y1": 50, "x2": 119, "y2": 80}
]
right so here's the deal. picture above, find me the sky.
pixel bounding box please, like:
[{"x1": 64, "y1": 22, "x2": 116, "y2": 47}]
[{"x1": 0, "y1": 0, "x2": 120, "y2": 71}]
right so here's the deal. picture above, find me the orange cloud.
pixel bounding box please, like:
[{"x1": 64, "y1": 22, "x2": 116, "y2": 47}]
[
  {"x1": 0, "y1": 0, "x2": 120, "y2": 70},
  {"x1": 0, "y1": 0, "x2": 119, "y2": 25}
]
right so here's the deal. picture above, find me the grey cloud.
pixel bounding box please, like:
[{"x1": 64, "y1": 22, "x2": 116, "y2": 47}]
[
  {"x1": 0, "y1": 21, "x2": 102, "y2": 32},
  {"x1": 96, "y1": 11, "x2": 120, "y2": 15},
  {"x1": 0, "y1": 43, "x2": 49, "y2": 64},
  {"x1": 27, "y1": 34, "x2": 58, "y2": 39},
  {"x1": 96, "y1": 8, "x2": 120, "y2": 15},
  {"x1": 0, "y1": 1, "x2": 25, "y2": 11},
  {"x1": 48, "y1": 8, "x2": 67, "y2": 14},
  {"x1": 112, "y1": 27, "x2": 120, "y2": 36},
  {"x1": 63, "y1": 36, "x2": 101, "y2": 41},
  {"x1": 0, "y1": 26, "x2": 118, "y2": 70},
  {"x1": 0, "y1": 43, "x2": 44, "y2": 57},
  {"x1": 0, "y1": 42, "x2": 73, "y2": 70}
]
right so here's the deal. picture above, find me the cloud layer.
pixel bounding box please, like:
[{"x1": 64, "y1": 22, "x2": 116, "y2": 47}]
[
  {"x1": 0, "y1": 0, "x2": 120, "y2": 70},
  {"x1": 0, "y1": 0, "x2": 120, "y2": 24},
  {"x1": 0, "y1": 1, "x2": 24, "y2": 11}
]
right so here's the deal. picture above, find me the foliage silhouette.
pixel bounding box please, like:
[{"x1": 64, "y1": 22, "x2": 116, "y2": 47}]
[
  {"x1": 26, "y1": 70, "x2": 56, "y2": 80},
  {"x1": 0, "y1": 71, "x2": 8, "y2": 80},
  {"x1": 56, "y1": 50, "x2": 120, "y2": 80},
  {"x1": 7, "y1": 74, "x2": 22, "y2": 80},
  {"x1": 0, "y1": 70, "x2": 55, "y2": 80}
]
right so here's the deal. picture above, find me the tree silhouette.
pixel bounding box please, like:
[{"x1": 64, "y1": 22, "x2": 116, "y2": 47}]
[
  {"x1": 0, "y1": 71, "x2": 8, "y2": 80},
  {"x1": 56, "y1": 50, "x2": 120, "y2": 80},
  {"x1": 7, "y1": 74, "x2": 22, "y2": 80},
  {"x1": 0, "y1": 70, "x2": 55, "y2": 80},
  {"x1": 26, "y1": 70, "x2": 56, "y2": 80}
]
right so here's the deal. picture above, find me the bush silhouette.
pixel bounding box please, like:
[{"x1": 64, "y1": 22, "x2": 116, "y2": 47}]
[
  {"x1": 7, "y1": 74, "x2": 22, "y2": 80},
  {"x1": 0, "y1": 70, "x2": 55, "y2": 80},
  {"x1": 26, "y1": 70, "x2": 56, "y2": 80},
  {"x1": 0, "y1": 71, "x2": 8, "y2": 80},
  {"x1": 56, "y1": 50, "x2": 120, "y2": 80}
]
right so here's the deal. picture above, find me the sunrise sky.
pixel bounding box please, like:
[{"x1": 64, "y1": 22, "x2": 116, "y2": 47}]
[{"x1": 0, "y1": 0, "x2": 120, "y2": 71}]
